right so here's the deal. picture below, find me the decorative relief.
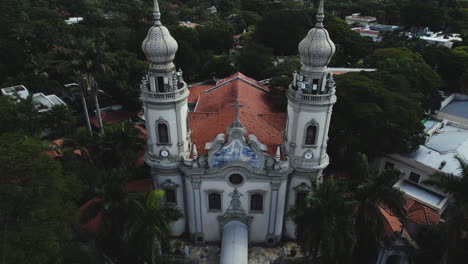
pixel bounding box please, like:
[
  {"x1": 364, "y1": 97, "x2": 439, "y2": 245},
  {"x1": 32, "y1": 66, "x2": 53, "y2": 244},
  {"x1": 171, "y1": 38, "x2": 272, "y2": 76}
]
[{"x1": 211, "y1": 139, "x2": 261, "y2": 168}]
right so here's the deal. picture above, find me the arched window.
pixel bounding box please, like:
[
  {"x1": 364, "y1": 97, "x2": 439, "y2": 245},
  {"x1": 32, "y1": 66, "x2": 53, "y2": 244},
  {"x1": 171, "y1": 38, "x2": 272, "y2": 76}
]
[
  {"x1": 305, "y1": 125, "x2": 317, "y2": 145},
  {"x1": 157, "y1": 123, "x2": 169, "y2": 143},
  {"x1": 250, "y1": 194, "x2": 263, "y2": 212},
  {"x1": 208, "y1": 193, "x2": 221, "y2": 211},
  {"x1": 296, "y1": 192, "x2": 307, "y2": 207},
  {"x1": 157, "y1": 77, "x2": 164, "y2": 93}
]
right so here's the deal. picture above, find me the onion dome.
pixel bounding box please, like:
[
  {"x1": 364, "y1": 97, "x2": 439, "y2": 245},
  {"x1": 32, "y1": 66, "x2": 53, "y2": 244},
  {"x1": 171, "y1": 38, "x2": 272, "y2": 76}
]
[
  {"x1": 298, "y1": 0, "x2": 335, "y2": 73},
  {"x1": 141, "y1": 0, "x2": 178, "y2": 70}
]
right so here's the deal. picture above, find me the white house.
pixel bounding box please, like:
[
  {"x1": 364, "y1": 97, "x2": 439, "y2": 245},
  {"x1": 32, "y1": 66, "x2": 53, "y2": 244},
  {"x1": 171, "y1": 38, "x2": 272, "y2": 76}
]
[{"x1": 345, "y1": 13, "x2": 377, "y2": 27}]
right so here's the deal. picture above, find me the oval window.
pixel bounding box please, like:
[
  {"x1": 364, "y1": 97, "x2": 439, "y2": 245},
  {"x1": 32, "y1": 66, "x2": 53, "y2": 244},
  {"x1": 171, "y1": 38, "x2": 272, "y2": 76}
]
[{"x1": 229, "y1": 174, "x2": 243, "y2": 185}]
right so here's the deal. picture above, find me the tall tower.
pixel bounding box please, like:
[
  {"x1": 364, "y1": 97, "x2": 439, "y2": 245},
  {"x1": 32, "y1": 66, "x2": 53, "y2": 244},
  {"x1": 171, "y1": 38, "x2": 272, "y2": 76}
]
[
  {"x1": 140, "y1": 0, "x2": 189, "y2": 235},
  {"x1": 141, "y1": 0, "x2": 190, "y2": 164},
  {"x1": 285, "y1": 0, "x2": 337, "y2": 237}
]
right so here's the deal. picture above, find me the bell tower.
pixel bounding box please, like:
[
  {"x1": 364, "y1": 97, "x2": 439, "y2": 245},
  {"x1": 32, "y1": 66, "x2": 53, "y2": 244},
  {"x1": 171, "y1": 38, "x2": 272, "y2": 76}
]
[
  {"x1": 141, "y1": 0, "x2": 190, "y2": 164},
  {"x1": 285, "y1": 0, "x2": 337, "y2": 237},
  {"x1": 140, "y1": 0, "x2": 189, "y2": 237}
]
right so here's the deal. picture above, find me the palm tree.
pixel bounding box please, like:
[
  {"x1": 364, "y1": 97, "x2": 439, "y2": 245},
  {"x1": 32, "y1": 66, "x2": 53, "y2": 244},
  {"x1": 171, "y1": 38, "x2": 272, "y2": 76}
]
[
  {"x1": 91, "y1": 121, "x2": 145, "y2": 170},
  {"x1": 423, "y1": 156, "x2": 468, "y2": 263},
  {"x1": 50, "y1": 38, "x2": 115, "y2": 135},
  {"x1": 289, "y1": 179, "x2": 356, "y2": 263},
  {"x1": 351, "y1": 153, "x2": 407, "y2": 264},
  {"x1": 123, "y1": 190, "x2": 183, "y2": 264}
]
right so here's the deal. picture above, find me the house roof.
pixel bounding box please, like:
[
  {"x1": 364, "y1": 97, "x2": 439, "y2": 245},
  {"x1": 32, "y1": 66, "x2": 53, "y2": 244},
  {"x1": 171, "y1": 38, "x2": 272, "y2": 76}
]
[
  {"x1": 90, "y1": 111, "x2": 134, "y2": 127},
  {"x1": 188, "y1": 72, "x2": 286, "y2": 156},
  {"x1": 379, "y1": 206, "x2": 411, "y2": 239},
  {"x1": 404, "y1": 198, "x2": 441, "y2": 225},
  {"x1": 404, "y1": 121, "x2": 468, "y2": 176}
]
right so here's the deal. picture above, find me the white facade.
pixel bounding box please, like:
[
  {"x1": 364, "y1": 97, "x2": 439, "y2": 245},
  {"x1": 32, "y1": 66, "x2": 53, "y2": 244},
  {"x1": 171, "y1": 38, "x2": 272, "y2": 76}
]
[{"x1": 141, "y1": 0, "x2": 337, "y2": 250}]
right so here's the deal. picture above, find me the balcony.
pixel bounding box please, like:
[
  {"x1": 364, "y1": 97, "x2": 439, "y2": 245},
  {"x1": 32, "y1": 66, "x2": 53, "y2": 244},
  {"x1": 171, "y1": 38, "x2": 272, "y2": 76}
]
[
  {"x1": 287, "y1": 88, "x2": 333, "y2": 103},
  {"x1": 140, "y1": 84, "x2": 188, "y2": 103}
]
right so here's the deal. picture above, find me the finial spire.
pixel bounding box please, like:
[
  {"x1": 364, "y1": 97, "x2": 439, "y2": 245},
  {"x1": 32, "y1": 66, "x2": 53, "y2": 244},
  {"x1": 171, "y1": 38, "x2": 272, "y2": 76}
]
[
  {"x1": 315, "y1": 0, "x2": 325, "y2": 28},
  {"x1": 153, "y1": 0, "x2": 162, "y2": 26}
]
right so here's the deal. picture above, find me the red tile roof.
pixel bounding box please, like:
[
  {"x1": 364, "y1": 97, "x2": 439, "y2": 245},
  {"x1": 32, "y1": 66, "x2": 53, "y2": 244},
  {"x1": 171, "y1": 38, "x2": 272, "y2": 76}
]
[
  {"x1": 188, "y1": 72, "x2": 285, "y2": 156},
  {"x1": 404, "y1": 198, "x2": 441, "y2": 225},
  {"x1": 90, "y1": 111, "x2": 134, "y2": 127},
  {"x1": 379, "y1": 206, "x2": 411, "y2": 239},
  {"x1": 352, "y1": 28, "x2": 380, "y2": 36},
  {"x1": 79, "y1": 197, "x2": 103, "y2": 233}
]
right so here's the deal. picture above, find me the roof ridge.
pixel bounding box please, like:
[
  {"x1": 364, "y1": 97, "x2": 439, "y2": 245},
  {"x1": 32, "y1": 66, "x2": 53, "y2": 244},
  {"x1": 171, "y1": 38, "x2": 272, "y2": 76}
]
[{"x1": 202, "y1": 75, "x2": 270, "y2": 95}]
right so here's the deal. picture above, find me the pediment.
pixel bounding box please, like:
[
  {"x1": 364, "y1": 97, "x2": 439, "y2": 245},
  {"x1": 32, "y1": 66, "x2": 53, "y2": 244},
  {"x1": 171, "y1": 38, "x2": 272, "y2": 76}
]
[{"x1": 206, "y1": 135, "x2": 266, "y2": 169}]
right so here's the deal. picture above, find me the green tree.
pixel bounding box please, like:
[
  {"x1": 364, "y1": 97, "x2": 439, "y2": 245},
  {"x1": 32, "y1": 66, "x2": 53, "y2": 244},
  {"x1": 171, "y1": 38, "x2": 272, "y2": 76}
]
[
  {"x1": 50, "y1": 38, "x2": 116, "y2": 135},
  {"x1": 124, "y1": 190, "x2": 183, "y2": 263},
  {"x1": 0, "y1": 134, "x2": 89, "y2": 264},
  {"x1": 329, "y1": 71, "x2": 426, "y2": 161},
  {"x1": 43, "y1": 104, "x2": 77, "y2": 138},
  {"x1": 289, "y1": 179, "x2": 356, "y2": 263},
  {"x1": 197, "y1": 22, "x2": 234, "y2": 53},
  {"x1": 255, "y1": 10, "x2": 311, "y2": 55},
  {"x1": 364, "y1": 48, "x2": 443, "y2": 113},
  {"x1": 423, "y1": 157, "x2": 468, "y2": 263},
  {"x1": 237, "y1": 42, "x2": 274, "y2": 79},
  {"x1": 351, "y1": 153, "x2": 406, "y2": 263}
]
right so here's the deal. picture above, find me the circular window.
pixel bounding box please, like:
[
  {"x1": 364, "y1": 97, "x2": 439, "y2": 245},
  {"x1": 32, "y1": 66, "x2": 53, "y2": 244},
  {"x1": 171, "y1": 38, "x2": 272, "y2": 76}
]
[{"x1": 229, "y1": 174, "x2": 244, "y2": 185}]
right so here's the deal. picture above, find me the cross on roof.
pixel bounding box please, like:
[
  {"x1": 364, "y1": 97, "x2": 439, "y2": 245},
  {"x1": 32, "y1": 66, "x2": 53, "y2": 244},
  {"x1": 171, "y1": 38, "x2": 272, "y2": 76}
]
[{"x1": 230, "y1": 99, "x2": 244, "y2": 126}]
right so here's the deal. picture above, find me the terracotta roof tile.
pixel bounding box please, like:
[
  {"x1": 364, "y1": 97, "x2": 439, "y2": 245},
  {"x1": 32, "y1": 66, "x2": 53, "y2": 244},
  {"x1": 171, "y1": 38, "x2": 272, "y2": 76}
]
[
  {"x1": 404, "y1": 198, "x2": 441, "y2": 225},
  {"x1": 188, "y1": 84, "x2": 212, "y2": 103},
  {"x1": 189, "y1": 72, "x2": 285, "y2": 156},
  {"x1": 379, "y1": 206, "x2": 411, "y2": 239},
  {"x1": 90, "y1": 111, "x2": 135, "y2": 127}
]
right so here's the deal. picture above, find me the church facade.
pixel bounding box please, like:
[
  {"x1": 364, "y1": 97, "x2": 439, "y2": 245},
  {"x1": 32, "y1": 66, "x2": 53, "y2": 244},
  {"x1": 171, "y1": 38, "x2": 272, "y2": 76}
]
[{"x1": 140, "y1": 0, "x2": 337, "y2": 245}]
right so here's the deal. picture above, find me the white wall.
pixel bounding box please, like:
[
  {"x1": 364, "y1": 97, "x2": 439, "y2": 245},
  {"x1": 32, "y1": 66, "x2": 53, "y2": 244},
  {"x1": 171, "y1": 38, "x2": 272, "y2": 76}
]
[
  {"x1": 155, "y1": 173, "x2": 186, "y2": 236},
  {"x1": 186, "y1": 178, "x2": 286, "y2": 243}
]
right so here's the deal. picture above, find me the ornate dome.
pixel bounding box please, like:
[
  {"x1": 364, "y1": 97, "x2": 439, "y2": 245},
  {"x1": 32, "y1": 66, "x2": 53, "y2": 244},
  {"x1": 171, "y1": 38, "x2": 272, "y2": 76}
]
[
  {"x1": 141, "y1": 0, "x2": 178, "y2": 70},
  {"x1": 298, "y1": 0, "x2": 335, "y2": 72}
]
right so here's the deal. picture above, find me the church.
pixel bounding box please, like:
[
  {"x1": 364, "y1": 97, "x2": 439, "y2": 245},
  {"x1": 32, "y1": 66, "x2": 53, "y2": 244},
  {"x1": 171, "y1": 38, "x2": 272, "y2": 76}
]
[{"x1": 140, "y1": 0, "x2": 336, "y2": 259}]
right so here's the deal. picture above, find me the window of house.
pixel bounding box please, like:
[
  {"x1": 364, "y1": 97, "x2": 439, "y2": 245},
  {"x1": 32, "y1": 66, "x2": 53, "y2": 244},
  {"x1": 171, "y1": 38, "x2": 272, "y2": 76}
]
[
  {"x1": 305, "y1": 125, "x2": 317, "y2": 145},
  {"x1": 409, "y1": 172, "x2": 420, "y2": 183},
  {"x1": 296, "y1": 192, "x2": 307, "y2": 207},
  {"x1": 384, "y1": 161, "x2": 394, "y2": 170},
  {"x1": 157, "y1": 77, "x2": 164, "y2": 93},
  {"x1": 157, "y1": 123, "x2": 169, "y2": 143},
  {"x1": 208, "y1": 192, "x2": 221, "y2": 211},
  {"x1": 164, "y1": 189, "x2": 176, "y2": 204},
  {"x1": 250, "y1": 194, "x2": 263, "y2": 212}
]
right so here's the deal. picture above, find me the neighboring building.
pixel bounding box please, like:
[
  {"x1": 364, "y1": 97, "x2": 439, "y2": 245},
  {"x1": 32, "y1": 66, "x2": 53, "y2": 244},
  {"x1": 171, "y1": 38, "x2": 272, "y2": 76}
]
[
  {"x1": 352, "y1": 26, "x2": 382, "y2": 42},
  {"x1": 141, "y1": 2, "x2": 336, "y2": 262},
  {"x1": 376, "y1": 119, "x2": 468, "y2": 214},
  {"x1": 328, "y1": 67, "x2": 377, "y2": 75},
  {"x1": 414, "y1": 29, "x2": 463, "y2": 48},
  {"x1": 345, "y1": 13, "x2": 376, "y2": 27},
  {"x1": 64, "y1": 17, "x2": 83, "y2": 25},
  {"x1": 1, "y1": 85, "x2": 67, "y2": 112},
  {"x1": 178, "y1": 21, "x2": 200, "y2": 28},
  {"x1": 437, "y1": 93, "x2": 468, "y2": 125},
  {"x1": 207, "y1": 6, "x2": 217, "y2": 13},
  {"x1": 1, "y1": 85, "x2": 29, "y2": 99},
  {"x1": 371, "y1": 24, "x2": 399, "y2": 32}
]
